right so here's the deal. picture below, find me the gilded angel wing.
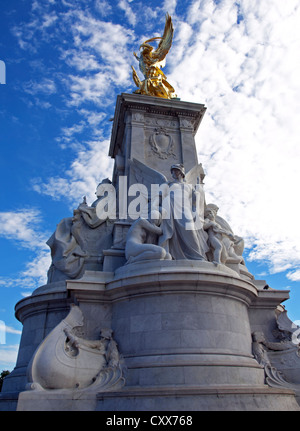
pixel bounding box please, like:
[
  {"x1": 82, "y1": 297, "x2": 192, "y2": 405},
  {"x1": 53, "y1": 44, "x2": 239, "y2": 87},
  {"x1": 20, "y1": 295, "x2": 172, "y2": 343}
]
[{"x1": 151, "y1": 13, "x2": 174, "y2": 63}]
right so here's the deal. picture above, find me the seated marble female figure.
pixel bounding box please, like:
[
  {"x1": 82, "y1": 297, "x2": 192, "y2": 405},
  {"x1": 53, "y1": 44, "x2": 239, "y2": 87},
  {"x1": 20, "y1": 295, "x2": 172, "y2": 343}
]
[{"x1": 125, "y1": 212, "x2": 172, "y2": 264}]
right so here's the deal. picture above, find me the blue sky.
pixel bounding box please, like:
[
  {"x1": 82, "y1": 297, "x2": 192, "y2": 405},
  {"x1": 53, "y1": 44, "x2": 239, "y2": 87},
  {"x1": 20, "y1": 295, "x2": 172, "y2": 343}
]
[{"x1": 1, "y1": 0, "x2": 300, "y2": 371}]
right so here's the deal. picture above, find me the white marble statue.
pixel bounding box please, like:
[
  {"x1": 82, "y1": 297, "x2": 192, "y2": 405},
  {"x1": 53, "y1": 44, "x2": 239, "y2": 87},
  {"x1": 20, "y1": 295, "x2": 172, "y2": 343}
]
[
  {"x1": 158, "y1": 164, "x2": 209, "y2": 260},
  {"x1": 204, "y1": 207, "x2": 236, "y2": 265},
  {"x1": 125, "y1": 211, "x2": 172, "y2": 263},
  {"x1": 46, "y1": 211, "x2": 89, "y2": 281},
  {"x1": 252, "y1": 331, "x2": 300, "y2": 392},
  {"x1": 27, "y1": 304, "x2": 125, "y2": 391},
  {"x1": 47, "y1": 182, "x2": 114, "y2": 282},
  {"x1": 129, "y1": 158, "x2": 208, "y2": 261},
  {"x1": 204, "y1": 203, "x2": 245, "y2": 265}
]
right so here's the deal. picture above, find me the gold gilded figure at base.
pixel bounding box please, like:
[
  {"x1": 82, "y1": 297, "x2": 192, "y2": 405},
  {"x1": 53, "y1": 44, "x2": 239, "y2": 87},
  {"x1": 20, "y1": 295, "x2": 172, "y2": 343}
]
[{"x1": 131, "y1": 13, "x2": 177, "y2": 99}]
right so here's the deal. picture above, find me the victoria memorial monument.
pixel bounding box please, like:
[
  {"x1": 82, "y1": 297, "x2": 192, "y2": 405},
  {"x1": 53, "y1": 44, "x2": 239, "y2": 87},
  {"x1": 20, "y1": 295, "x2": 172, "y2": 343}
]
[{"x1": 1, "y1": 14, "x2": 300, "y2": 411}]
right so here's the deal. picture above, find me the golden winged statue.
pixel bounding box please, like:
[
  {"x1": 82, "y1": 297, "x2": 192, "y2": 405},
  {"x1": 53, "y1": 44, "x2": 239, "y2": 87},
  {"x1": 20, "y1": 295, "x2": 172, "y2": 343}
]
[{"x1": 131, "y1": 13, "x2": 177, "y2": 99}]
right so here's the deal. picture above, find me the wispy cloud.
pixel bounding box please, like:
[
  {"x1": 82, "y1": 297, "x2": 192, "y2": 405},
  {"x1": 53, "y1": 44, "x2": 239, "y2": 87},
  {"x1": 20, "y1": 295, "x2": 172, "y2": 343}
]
[
  {"x1": 0, "y1": 209, "x2": 48, "y2": 249},
  {"x1": 32, "y1": 140, "x2": 113, "y2": 206},
  {"x1": 118, "y1": 0, "x2": 137, "y2": 26},
  {"x1": 0, "y1": 210, "x2": 50, "y2": 293},
  {"x1": 287, "y1": 270, "x2": 300, "y2": 282},
  {"x1": 62, "y1": 13, "x2": 134, "y2": 106},
  {"x1": 0, "y1": 345, "x2": 19, "y2": 369},
  {"x1": 11, "y1": 2, "x2": 59, "y2": 52},
  {"x1": 4, "y1": 326, "x2": 22, "y2": 336},
  {"x1": 23, "y1": 78, "x2": 56, "y2": 96},
  {"x1": 95, "y1": 0, "x2": 113, "y2": 18}
]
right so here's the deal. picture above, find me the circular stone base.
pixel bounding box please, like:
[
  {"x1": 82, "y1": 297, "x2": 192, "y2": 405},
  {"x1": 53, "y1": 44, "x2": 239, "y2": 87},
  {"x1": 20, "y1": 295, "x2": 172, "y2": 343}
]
[{"x1": 96, "y1": 385, "x2": 300, "y2": 411}]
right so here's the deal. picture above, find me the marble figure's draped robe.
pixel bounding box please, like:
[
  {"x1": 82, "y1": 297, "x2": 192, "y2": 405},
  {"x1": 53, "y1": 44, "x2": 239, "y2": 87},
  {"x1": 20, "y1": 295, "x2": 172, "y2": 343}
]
[
  {"x1": 158, "y1": 181, "x2": 209, "y2": 260},
  {"x1": 47, "y1": 218, "x2": 86, "y2": 279}
]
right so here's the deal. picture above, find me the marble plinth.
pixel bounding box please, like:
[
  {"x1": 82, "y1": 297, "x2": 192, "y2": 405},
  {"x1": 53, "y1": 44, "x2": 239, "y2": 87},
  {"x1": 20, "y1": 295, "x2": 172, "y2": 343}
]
[{"x1": 15, "y1": 261, "x2": 300, "y2": 411}]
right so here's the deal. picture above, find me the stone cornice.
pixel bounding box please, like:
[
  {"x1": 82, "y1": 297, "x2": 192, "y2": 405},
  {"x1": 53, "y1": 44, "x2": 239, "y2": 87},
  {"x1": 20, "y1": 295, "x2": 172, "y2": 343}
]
[{"x1": 109, "y1": 93, "x2": 206, "y2": 158}]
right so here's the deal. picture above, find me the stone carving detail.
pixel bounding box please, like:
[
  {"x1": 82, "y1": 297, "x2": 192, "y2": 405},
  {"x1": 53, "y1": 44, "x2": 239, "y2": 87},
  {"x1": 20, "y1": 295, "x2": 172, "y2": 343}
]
[
  {"x1": 158, "y1": 164, "x2": 208, "y2": 260},
  {"x1": 252, "y1": 331, "x2": 293, "y2": 387},
  {"x1": 274, "y1": 309, "x2": 300, "y2": 345},
  {"x1": 46, "y1": 213, "x2": 89, "y2": 281},
  {"x1": 125, "y1": 213, "x2": 172, "y2": 264},
  {"x1": 252, "y1": 330, "x2": 300, "y2": 394},
  {"x1": 131, "y1": 111, "x2": 144, "y2": 122},
  {"x1": 145, "y1": 116, "x2": 178, "y2": 128},
  {"x1": 265, "y1": 311, "x2": 300, "y2": 385},
  {"x1": 179, "y1": 117, "x2": 194, "y2": 129},
  {"x1": 47, "y1": 180, "x2": 114, "y2": 282},
  {"x1": 45, "y1": 159, "x2": 248, "y2": 278},
  {"x1": 127, "y1": 158, "x2": 248, "y2": 271},
  {"x1": 129, "y1": 158, "x2": 208, "y2": 261},
  {"x1": 204, "y1": 204, "x2": 244, "y2": 265},
  {"x1": 26, "y1": 305, "x2": 125, "y2": 392},
  {"x1": 112, "y1": 222, "x2": 131, "y2": 250},
  {"x1": 149, "y1": 127, "x2": 176, "y2": 159}
]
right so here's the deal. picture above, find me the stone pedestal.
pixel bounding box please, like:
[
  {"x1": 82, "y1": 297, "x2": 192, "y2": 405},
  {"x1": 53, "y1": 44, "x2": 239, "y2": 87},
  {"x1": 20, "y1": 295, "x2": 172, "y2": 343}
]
[
  {"x1": 16, "y1": 262, "x2": 300, "y2": 411},
  {"x1": 2, "y1": 94, "x2": 300, "y2": 411},
  {"x1": 109, "y1": 93, "x2": 206, "y2": 184}
]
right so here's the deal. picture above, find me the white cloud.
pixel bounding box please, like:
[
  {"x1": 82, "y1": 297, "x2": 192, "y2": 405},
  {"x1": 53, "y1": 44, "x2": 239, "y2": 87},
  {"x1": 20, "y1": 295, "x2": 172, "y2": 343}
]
[
  {"x1": 163, "y1": 0, "x2": 177, "y2": 16},
  {"x1": 32, "y1": 140, "x2": 113, "y2": 206},
  {"x1": 5, "y1": 326, "x2": 22, "y2": 336},
  {"x1": 62, "y1": 49, "x2": 100, "y2": 72},
  {"x1": 0, "y1": 209, "x2": 48, "y2": 249},
  {"x1": 60, "y1": 122, "x2": 86, "y2": 139},
  {"x1": 67, "y1": 73, "x2": 111, "y2": 107},
  {"x1": 287, "y1": 270, "x2": 300, "y2": 282},
  {"x1": 0, "y1": 210, "x2": 50, "y2": 293},
  {"x1": 23, "y1": 78, "x2": 56, "y2": 96},
  {"x1": 20, "y1": 249, "x2": 50, "y2": 288},
  {"x1": 0, "y1": 345, "x2": 19, "y2": 370},
  {"x1": 14, "y1": 4, "x2": 135, "y2": 105},
  {"x1": 77, "y1": 109, "x2": 106, "y2": 127},
  {"x1": 118, "y1": 0, "x2": 137, "y2": 26},
  {"x1": 12, "y1": 3, "x2": 59, "y2": 51},
  {"x1": 95, "y1": 0, "x2": 113, "y2": 17},
  {"x1": 58, "y1": 12, "x2": 135, "y2": 106}
]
